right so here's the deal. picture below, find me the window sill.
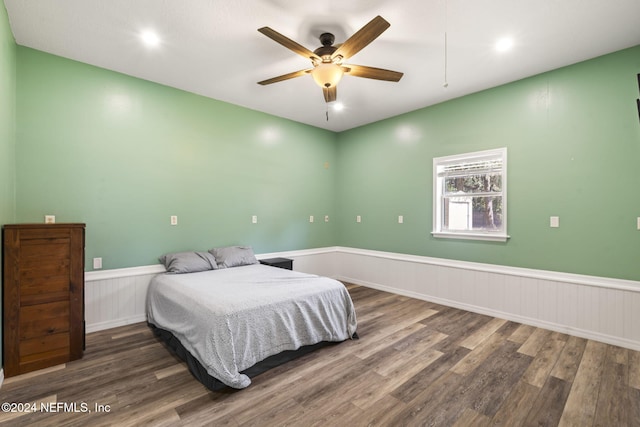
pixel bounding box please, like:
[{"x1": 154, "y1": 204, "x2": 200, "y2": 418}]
[{"x1": 431, "y1": 231, "x2": 510, "y2": 242}]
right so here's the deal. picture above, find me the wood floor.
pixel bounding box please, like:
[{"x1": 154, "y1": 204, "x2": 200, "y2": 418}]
[{"x1": 2, "y1": 284, "x2": 639, "y2": 427}]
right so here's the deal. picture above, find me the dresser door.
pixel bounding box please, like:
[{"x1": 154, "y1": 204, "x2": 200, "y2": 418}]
[{"x1": 3, "y1": 224, "x2": 85, "y2": 377}]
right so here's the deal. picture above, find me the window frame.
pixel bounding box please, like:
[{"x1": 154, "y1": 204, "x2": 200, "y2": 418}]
[{"x1": 432, "y1": 147, "x2": 509, "y2": 242}]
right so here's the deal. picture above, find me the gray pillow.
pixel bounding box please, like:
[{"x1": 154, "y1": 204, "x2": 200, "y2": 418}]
[
  {"x1": 159, "y1": 251, "x2": 218, "y2": 274},
  {"x1": 209, "y1": 246, "x2": 259, "y2": 268}
]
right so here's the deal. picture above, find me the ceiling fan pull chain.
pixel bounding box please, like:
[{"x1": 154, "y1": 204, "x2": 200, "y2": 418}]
[
  {"x1": 444, "y1": 31, "x2": 448, "y2": 88},
  {"x1": 326, "y1": 103, "x2": 329, "y2": 121},
  {"x1": 443, "y1": 0, "x2": 449, "y2": 88}
]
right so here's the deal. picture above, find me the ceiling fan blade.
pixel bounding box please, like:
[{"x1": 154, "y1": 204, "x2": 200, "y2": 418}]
[
  {"x1": 258, "y1": 69, "x2": 312, "y2": 85},
  {"x1": 258, "y1": 27, "x2": 320, "y2": 62},
  {"x1": 323, "y1": 86, "x2": 337, "y2": 103},
  {"x1": 332, "y1": 16, "x2": 390, "y2": 60},
  {"x1": 344, "y1": 64, "x2": 403, "y2": 82}
]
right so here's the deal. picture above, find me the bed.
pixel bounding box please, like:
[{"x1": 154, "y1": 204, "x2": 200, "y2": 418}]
[{"x1": 146, "y1": 247, "x2": 357, "y2": 390}]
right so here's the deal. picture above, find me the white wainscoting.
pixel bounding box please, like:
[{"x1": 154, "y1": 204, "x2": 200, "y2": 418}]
[
  {"x1": 334, "y1": 247, "x2": 640, "y2": 351},
  {"x1": 84, "y1": 247, "x2": 640, "y2": 350},
  {"x1": 85, "y1": 265, "x2": 164, "y2": 333}
]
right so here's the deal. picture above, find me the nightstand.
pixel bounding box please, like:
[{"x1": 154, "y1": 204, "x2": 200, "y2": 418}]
[{"x1": 259, "y1": 257, "x2": 293, "y2": 270}]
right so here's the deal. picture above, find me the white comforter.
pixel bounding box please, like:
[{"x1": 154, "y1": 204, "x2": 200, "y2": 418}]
[{"x1": 146, "y1": 264, "x2": 357, "y2": 389}]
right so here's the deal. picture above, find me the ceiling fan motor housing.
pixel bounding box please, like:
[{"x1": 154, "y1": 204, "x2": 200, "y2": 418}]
[
  {"x1": 319, "y1": 32, "x2": 335, "y2": 46},
  {"x1": 313, "y1": 33, "x2": 338, "y2": 61}
]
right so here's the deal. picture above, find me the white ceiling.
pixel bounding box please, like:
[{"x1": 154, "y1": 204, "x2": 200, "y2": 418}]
[{"x1": 4, "y1": 0, "x2": 640, "y2": 132}]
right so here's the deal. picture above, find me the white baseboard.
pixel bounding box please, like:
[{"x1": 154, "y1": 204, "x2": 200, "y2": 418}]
[
  {"x1": 85, "y1": 315, "x2": 148, "y2": 334},
  {"x1": 83, "y1": 246, "x2": 640, "y2": 350}
]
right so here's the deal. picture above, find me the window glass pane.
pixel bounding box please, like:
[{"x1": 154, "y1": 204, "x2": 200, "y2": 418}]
[
  {"x1": 444, "y1": 173, "x2": 502, "y2": 195},
  {"x1": 443, "y1": 196, "x2": 503, "y2": 231}
]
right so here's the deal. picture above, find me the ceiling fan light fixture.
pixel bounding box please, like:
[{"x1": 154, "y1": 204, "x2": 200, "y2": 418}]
[{"x1": 311, "y1": 63, "x2": 344, "y2": 88}]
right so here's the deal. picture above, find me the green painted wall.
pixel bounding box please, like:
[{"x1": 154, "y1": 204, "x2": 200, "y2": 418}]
[
  {"x1": 336, "y1": 45, "x2": 640, "y2": 281},
  {"x1": 12, "y1": 41, "x2": 640, "y2": 281},
  {"x1": 16, "y1": 47, "x2": 338, "y2": 269},
  {"x1": 0, "y1": 4, "x2": 15, "y2": 223},
  {"x1": 0, "y1": 2, "x2": 16, "y2": 370}
]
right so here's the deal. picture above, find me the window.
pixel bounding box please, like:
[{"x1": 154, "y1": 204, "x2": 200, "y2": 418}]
[{"x1": 432, "y1": 148, "x2": 508, "y2": 241}]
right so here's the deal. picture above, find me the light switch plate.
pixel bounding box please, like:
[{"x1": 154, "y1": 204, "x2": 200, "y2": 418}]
[
  {"x1": 93, "y1": 257, "x2": 103, "y2": 269},
  {"x1": 170, "y1": 215, "x2": 178, "y2": 226},
  {"x1": 550, "y1": 216, "x2": 559, "y2": 228}
]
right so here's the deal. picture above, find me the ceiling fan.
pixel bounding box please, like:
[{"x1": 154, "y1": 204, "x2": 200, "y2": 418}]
[{"x1": 257, "y1": 16, "x2": 403, "y2": 103}]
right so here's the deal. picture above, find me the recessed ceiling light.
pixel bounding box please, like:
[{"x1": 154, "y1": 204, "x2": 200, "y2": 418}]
[
  {"x1": 495, "y1": 37, "x2": 514, "y2": 53},
  {"x1": 140, "y1": 29, "x2": 161, "y2": 48}
]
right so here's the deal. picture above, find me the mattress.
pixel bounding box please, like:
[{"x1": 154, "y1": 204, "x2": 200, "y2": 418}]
[{"x1": 146, "y1": 264, "x2": 357, "y2": 389}]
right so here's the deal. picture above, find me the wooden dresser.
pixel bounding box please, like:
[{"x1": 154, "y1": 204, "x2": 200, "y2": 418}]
[{"x1": 3, "y1": 223, "x2": 85, "y2": 377}]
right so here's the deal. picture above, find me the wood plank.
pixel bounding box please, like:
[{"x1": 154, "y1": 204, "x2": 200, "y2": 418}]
[
  {"x1": 304, "y1": 400, "x2": 363, "y2": 427},
  {"x1": 20, "y1": 314, "x2": 70, "y2": 340},
  {"x1": 631, "y1": 387, "x2": 640, "y2": 427},
  {"x1": 390, "y1": 343, "x2": 470, "y2": 403},
  {"x1": 518, "y1": 327, "x2": 551, "y2": 357},
  {"x1": 2, "y1": 364, "x2": 66, "y2": 385},
  {"x1": 20, "y1": 241, "x2": 70, "y2": 259},
  {"x1": 629, "y1": 348, "x2": 640, "y2": 390},
  {"x1": 558, "y1": 340, "x2": 607, "y2": 426},
  {"x1": 20, "y1": 300, "x2": 69, "y2": 321},
  {"x1": 490, "y1": 379, "x2": 540, "y2": 426},
  {"x1": 19, "y1": 274, "x2": 69, "y2": 294},
  {"x1": 550, "y1": 335, "x2": 587, "y2": 382},
  {"x1": 19, "y1": 333, "x2": 69, "y2": 356},
  {"x1": 460, "y1": 340, "x2": 533, "y2": 418},
  {"x1": 523, "y1": 375, "x2": 572, "y2": 426},
  {"x1": 449, "y1": 322, "x2": 520, "y2": 376},
  {"x1": 507, "y1": 323, "x2": 535, "y2": 344},
  {"x1": 20, "y1": 291, "x2": 70, "y2": 306},
  {"x1": 459, "y1": 317, "x2": 507, "y2": 350},
  {"x1": 521, "y1": 337, "x2": 566, "y2": 388},
  {"x1": 351, "y1": 321, "x2": 427, "y2": 359},
  {"x1": 337, "y1": 396, "x2": 407, "y2": 427},
  {"x1": 593, "y1": 346, "x2": 629, "y2": 426},
  {"x1": 0, "y1": 394, "x2": 57, "y2": 425},
  {"x1": 154, "y1": 363, "x2": 188, "y2": 380},
  {"x1": 387, "y1": 370, "x2": 465, "y2": 426},
  {"x1": 374, "y1": 341, "x2": 444, "y2": 378},
  {"x1": 353, "y1": 348, "x2": 443, "y2": 410},
  {"x1": 453, "y1": 408, "x2": 491, "y2": 427}
]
